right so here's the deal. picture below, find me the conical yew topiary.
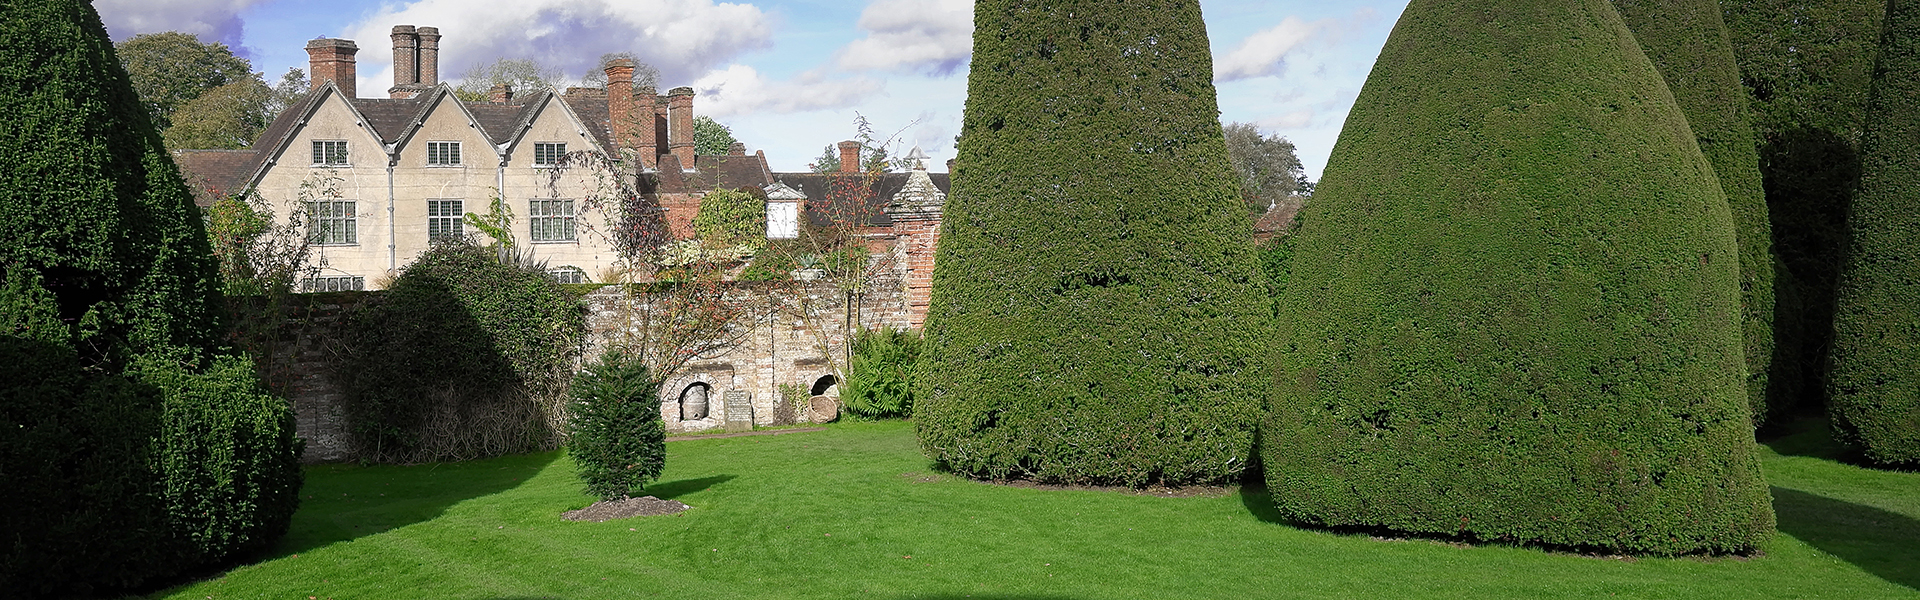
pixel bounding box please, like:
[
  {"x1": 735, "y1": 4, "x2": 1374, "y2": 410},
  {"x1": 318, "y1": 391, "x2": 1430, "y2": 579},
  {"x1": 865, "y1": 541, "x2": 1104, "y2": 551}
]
[
  {"x1": 1828, "y1": 0, "x2": 1920, "y2": 467},
  {"x1": 915, "y1": 0, "x2": 1270, "y2": 486},
  {"x1": 1263, "y1": 0, "x2": 1774, "y2": 554},
  {"x1": 1613, "y1": 0, "x2": 1778, "y2": 425}
]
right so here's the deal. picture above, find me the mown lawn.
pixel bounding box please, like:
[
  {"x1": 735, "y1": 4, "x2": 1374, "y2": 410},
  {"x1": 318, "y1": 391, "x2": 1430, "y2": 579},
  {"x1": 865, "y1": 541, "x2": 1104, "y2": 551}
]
[{"x1": 149, "y1": 420, "x2": 1919, "y2": 599}]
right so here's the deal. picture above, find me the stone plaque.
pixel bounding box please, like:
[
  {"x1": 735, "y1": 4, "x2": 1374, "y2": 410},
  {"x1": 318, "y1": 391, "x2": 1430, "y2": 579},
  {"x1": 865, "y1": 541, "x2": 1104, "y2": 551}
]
[{"x1": 724, "y1": 391, "x2": 754, "y2": 433}]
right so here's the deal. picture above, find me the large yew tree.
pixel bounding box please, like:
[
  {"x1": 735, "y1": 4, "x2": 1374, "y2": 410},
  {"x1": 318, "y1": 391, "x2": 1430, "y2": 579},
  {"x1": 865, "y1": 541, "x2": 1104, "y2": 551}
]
[
  {"x1": 1263, "y1": 0, "x2": 1774, "y2": 554},
  {"x1": 1828, "y1": 0, "x2": 1920, "y2": 466},
  {"x1": 915, "y1": 0, "x2": 1269, "y2": 486}
]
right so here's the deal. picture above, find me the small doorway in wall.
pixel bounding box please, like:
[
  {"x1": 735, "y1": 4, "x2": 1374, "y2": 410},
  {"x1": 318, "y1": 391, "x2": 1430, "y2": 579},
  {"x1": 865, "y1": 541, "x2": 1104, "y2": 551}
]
[
  {"x1": 680, "y1": 382, "x2": 711, "y2": 421},
  {"x1": 810, "y1": 374, "x2": 838, "y2": 397}
]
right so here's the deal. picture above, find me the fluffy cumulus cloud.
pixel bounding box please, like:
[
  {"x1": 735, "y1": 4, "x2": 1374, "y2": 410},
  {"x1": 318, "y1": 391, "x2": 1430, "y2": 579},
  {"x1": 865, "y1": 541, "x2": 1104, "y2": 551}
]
[
  {"x1": 834, "y1": 0, "x2": 973, "y2": 75},
  {"x1": 692, "y1": 65, "x2": 884, "y2": 117},
  {"x1": 340, "y1": 0, "x2": 773, "y2": 93},
  {"x1": 96, "y1": 0, "x2": 265, "y2": 48},
  {"x1": 1214, "y1": 16, "x2": 1328, "y2": 82}
]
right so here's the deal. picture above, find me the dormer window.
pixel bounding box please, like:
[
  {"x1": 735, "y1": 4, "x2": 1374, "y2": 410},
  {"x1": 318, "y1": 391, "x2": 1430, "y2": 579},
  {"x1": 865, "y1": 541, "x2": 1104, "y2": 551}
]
[
  {"x1": 426, "y1": 141, "x2": 461, "y2": 166},
  {"x1": 312, "y1": 140, "x2": 348, "y2": 166},
  {"x1": 533, "y1": 142, "x2": 566, "y2": 167}
]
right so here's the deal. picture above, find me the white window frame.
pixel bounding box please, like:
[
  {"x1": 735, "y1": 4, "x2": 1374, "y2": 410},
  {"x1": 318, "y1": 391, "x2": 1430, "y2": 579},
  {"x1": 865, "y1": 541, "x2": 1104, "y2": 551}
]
[
  {"x1": 549, "y1": 267, "x2": 587, "y2": 284},
  {"x1": 426, "y1": 141, "x2": 462, "y2": 166},
  {"x1": 529, "y1": 198, "x2": 577, "y2": 242},
  {"x1": 311, "y1": 140, "x2": 349, "y2": 166},
  {"x1": 306, "y1": 200, "x2": 357, "y2": 245},
  {"x1": 533, "y1": 142, "x2": 566, "y2": 167},
  {"x1": 427, "y1": 199, "x2": 464, "y2": 241}
]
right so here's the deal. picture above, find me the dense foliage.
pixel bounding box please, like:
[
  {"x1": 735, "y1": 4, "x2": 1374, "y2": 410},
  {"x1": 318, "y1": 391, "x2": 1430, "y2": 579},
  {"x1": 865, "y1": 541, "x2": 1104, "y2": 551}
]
[
  {"x1": 114, "y1": 32, "x2": 255, "y2": 131},
  {"x1": 1223, "y1": 122, "x2": 1305, "y2": 213},
  {"x1": 1613, "y1": 0, "x2": 1777, "y2": 424},
  {"x1": 916, "y1": 0, "x2": 1270, "y2": 486},
  {"x1": 338, "y1": 243, "x2": 586, "y2": 463},
  {"x1": 2, "y1": 2, "x2": 304, "y2": 594},
  {"x1": 694, "y1": 115, "x2": 739, "y2": 157},
  {"x1": 139, "y1": 352, "x2": 304, "y2": 565},
  {"x1": 1723, "y1": 0, "x2": 1887, "y2": 422},
  {"x1": 844, "y1": 328, "x2": 920, "y2": 419},
  {"x1": 691, "y1": 187, "x2": 768, "y2": 249},
  {"x1": 566, "y1": 351, "x2": 667, "y2": 500},
  {"x1": 1828, "y1": 0, "x2": 1920, "y2": 466},
  {"x1": 1264, "y1": 0, "x2": 1773, "y2": 554}
]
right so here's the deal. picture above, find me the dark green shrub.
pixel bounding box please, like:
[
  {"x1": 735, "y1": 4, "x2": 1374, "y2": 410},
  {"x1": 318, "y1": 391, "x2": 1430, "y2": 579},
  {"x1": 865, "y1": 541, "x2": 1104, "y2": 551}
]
[
  {"x1": 0, "y1": 271, "x2": 176, "y2": 596},
  {"x1": 339, "y1": 242, "x2": 586, "y2": 462},
  {"x1": 844, "y1": 328, "x2": 920, "y2": 419},
  {"x1": 1828, "y1": 0, "x2": 1920, "y2": 467},
  {"x1": 1613, "y1": 0, "x2": 1778, "y2": 425},
  {"x1": 1724, "y1": 0, "x2": 1887, "y2": 423},
  {"x1": 691, "y1": 187, "x2": 767, "y2": 249},
  {"x1": 0, "y1": 0, "x2": 222, "y2": 367},
  {"x1": 566, "y1": 350, "x2": 666, "y2": 501},
  {"x1": 916, "y1": 0, "x2": 1270, "y2": 486},
  {"x1": 138, "y1": 352, "x2": 304, "y2": 564},
  {"x1": 1264, "y1": 0, "x2": 1773, "y2": 554}
]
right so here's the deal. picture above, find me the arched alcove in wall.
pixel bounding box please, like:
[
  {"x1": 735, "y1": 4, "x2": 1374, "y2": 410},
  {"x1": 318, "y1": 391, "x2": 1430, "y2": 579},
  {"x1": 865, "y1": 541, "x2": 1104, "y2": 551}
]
[
  {"x1": 679, "y1": 382, "x2": 711, "y2": 420},
  {"x1": 810, "y1": 374, "x2": 838, "y2": 396}
]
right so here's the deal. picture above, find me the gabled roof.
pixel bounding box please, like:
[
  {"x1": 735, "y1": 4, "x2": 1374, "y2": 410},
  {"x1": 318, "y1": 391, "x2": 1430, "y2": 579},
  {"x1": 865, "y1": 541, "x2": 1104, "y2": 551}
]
[
  {"x1": 637, "y1": 154, "x2": 776, "y2": 195},
  {"x1": 770, "y1": 171, "x2": 953, "y2": 228},
  {"x1": 170, "y1": 149, "x2": 254, "y2": 207},
  {"x1": 235, "y1": 81, "x2": 389, "y2": 192}
]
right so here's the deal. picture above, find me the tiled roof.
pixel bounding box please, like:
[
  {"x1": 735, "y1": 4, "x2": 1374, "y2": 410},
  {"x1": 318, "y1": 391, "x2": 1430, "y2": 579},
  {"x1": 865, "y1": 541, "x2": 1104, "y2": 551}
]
[
  {"x1": 558, "y1": 89, "x2": 615, "y2": 153},
  {"x1": 638, "y1": 154, "x2": 775, "y2": 195},
  {"x1": 770, "y1": 171, "x2": 953, "y2": 228},
  {"x1": 1253, "y1": 197, "x2": 1306, "y2": 235},
  {"x1": 170, "y1": 149, "x2": 254, "y2": 207},
  {"x1": 349, "y1": 97, "x2": 425, "y2": 144}
]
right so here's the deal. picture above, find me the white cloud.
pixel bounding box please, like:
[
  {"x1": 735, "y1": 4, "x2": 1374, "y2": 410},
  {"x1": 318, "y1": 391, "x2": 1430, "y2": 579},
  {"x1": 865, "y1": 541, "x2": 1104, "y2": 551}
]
[
  {"x1": 834, "y1": 0, "x2": 973, "y2": 75},
  {"x1": 96, "y1": 0, "x2": 265, "y2": 47},
  {"x1": 339, "y1": 0, "x2": 773, "y2": 95},
  {"x1": 1214, "y1": 16, "x2": 1327, "y2": 82},
  {"x1": 692, "y1": 65, "x2": 884, "y2": 117}
]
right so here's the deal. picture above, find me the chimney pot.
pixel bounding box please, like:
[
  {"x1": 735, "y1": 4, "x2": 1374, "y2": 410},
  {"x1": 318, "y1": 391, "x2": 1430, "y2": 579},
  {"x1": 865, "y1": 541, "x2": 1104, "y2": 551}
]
[
  {"x1": 416, "y1": 27, "x2": 441, "y2": 86},
  {"x1": 388, "y1": 25, "x2": 418, "y2": 98},
  {"x1": 838, "y1": 140, "x2": 862, "y2": 174},
  {"x1": 306, "y1": 38, "x2": 359, "y2": 99}
]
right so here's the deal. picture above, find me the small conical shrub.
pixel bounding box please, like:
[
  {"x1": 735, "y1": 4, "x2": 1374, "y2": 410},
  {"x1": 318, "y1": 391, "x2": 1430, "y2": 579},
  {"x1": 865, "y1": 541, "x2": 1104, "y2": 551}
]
[
  {"x1": 1264, "y1": 0, "x2": 1773, "y2": 554},
  {"x1": 567, "y1": 351, "x2": 667, "y2": 501},
  {"x1": 1613, "y1": 0, "x2": 1778, "y2": 425},
  {"x1": 916, "y1": 0, "x2": 1270, "y2": 486},
  {"x1": 1828, "y1": 0, "x2": 1920, "y2": 466}
]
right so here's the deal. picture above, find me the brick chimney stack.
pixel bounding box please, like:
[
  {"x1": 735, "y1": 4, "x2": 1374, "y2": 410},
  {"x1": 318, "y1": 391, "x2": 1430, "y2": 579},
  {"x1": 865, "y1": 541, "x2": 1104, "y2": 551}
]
[
  {"x1": 667, "y1": 87, "x2": 696, "y2": 170},
  {"x1": 490, "y1": 83, "x2": 512, "y2": 104},
  {"x1": 838, "y1": 141, "x2": 862, "y2": 174},
  {"x1": 636, "y1": 85, "x2": 659, "y2": 170},
  {"x1": 416, "y1": 27, "x2": 441, "y2": 86},
  {"x1": 729, "y1": 142, "x2": 746, "y2": 156},
  {"x1": 605, "y1": 59, "x2": 636, "y2": 159},
  {"x1": 306, "y1": 38, "x2": 359, "y2": 99},
  {"x1": 388, "y1": 26, "x2": 417, "y2": 98}
]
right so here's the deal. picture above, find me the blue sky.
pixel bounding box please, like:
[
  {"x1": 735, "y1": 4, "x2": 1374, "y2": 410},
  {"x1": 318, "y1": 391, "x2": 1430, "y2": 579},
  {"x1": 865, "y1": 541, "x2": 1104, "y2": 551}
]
[{"x1": 97, "y1": 0, "x2": 1410, "y2": 178}]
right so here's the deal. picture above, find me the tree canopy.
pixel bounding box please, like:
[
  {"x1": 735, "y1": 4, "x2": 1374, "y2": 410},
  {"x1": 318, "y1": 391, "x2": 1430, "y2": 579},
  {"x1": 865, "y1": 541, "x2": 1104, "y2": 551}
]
[
  {"x1": 694, "y1": 115, "x2": 738, "y2": 156},
  {"x1": 1223, "y1": 122, "x2": 1304, "y2": 213},
  {"x1": 115, "y1": 32, "x2": 257, "y2": 131}
]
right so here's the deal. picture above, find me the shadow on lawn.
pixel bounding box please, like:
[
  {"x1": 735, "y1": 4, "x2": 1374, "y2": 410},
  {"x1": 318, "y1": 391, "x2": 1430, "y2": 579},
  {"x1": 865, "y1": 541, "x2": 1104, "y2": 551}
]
[
  {"x1": 900, "y1": 596, "x2": 1087, "y2": 600},
  {"x1": 268, "y1": 450, "x2": 562, "y2": 557},
  {"x1": 644, "y1": 474, "x2": 737, "y2": 500},
  {"x1": 1773, "y1": 486, "x2": 1920, "y2": 591}
]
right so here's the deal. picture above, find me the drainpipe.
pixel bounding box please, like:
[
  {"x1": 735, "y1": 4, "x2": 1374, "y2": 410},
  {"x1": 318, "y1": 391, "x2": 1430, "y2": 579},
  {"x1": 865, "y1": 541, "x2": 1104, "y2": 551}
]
[
  {"x1": 498, "y1": 160, "x2": 509, "y2": 259},
  {"x1": 387, "y1": 161, "x2": 397, "y2": 271}
]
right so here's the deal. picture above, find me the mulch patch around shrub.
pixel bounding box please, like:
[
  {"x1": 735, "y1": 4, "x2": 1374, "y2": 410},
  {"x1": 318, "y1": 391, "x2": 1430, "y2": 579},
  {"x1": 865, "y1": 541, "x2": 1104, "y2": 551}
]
[{"x1": 561, "y1": 496, "x2": 691, "y2": 522}]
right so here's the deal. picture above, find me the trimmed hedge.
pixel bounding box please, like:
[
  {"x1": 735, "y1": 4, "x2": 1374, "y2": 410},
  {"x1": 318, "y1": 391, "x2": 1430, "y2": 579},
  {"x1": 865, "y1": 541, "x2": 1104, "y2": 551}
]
[
  {"x1": 1264, "y1": 0, "x2": 1773, "y2": 554},
  {"x1": 1828, "y1": 0, "x2": 1920, "y2": 466},
  {"x1": 1613, "y1": 0, "x2": 1778, "y2": 425},
  {"x1": 566, "y1": 351, "x2": 667, "y2": 501},
  {"x1": 916, "y1": 0, "x2": 1270, "y2": 486},
  {"x1": 1723, "y1": 0, "x2": 1887, "y2": 421},
  {"x1": 844, "y1": 328, "x2": 920, "y2": 419},
  {"x1": 338, "y1": 243, "x2": 586, "y2": 463},
  {"x1": 0, "y1": 0, "x2": 222, "y2": 365}
]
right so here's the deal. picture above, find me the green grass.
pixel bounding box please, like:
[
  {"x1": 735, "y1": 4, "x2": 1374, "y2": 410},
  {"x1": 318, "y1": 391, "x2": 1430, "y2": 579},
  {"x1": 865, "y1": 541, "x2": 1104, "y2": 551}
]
[{"x1": 147, "y1": 420, "x2": 1920, "y2": 599}]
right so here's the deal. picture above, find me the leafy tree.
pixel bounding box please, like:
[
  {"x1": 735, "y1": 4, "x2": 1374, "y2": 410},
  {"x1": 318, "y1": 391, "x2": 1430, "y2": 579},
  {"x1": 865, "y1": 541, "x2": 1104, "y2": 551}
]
[
  {"x1": 690, "y1": 187, "x2": 766, "y2": 249},
  {"x1": 161, "y1": 78, "x2": 272, "y2": 150},
  {"x1": 580, "y1": 52, "x2": 661, "y2": 89},
  {"x1": 1611, "y1": 0, "x2": 1777, "y2": 425},
  {"x1": 916, "y1": 0, "x2": 1271, "y2": 486},
  {"x1": 115, "y1": 31, "x2": 256, "y2": 130},
  {"x1": 566, "y1": 350, "x2": 667, "y2": 501},
  {"x1": 1828, "y1": 0, "x2": 1920, "y2": 467},
  {"x1": 1723, "y1": 0, "x2": 1888, "y2": 421},
  {"x1": 694, "y1": 115, "x2": 738, "y2": 156},
  {"x1": 454, "y1": 58, "x2": 568, "y2": 102},
  {"x1": 1223, "y1": 122, "x2": 1303, "y2": 213},
  {"x1": 265, "y1": 67, "x2": 308, "y2": 121},
  {"x1": 1263, "y1": 0, "x2": 1773, "y2": 554}
]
